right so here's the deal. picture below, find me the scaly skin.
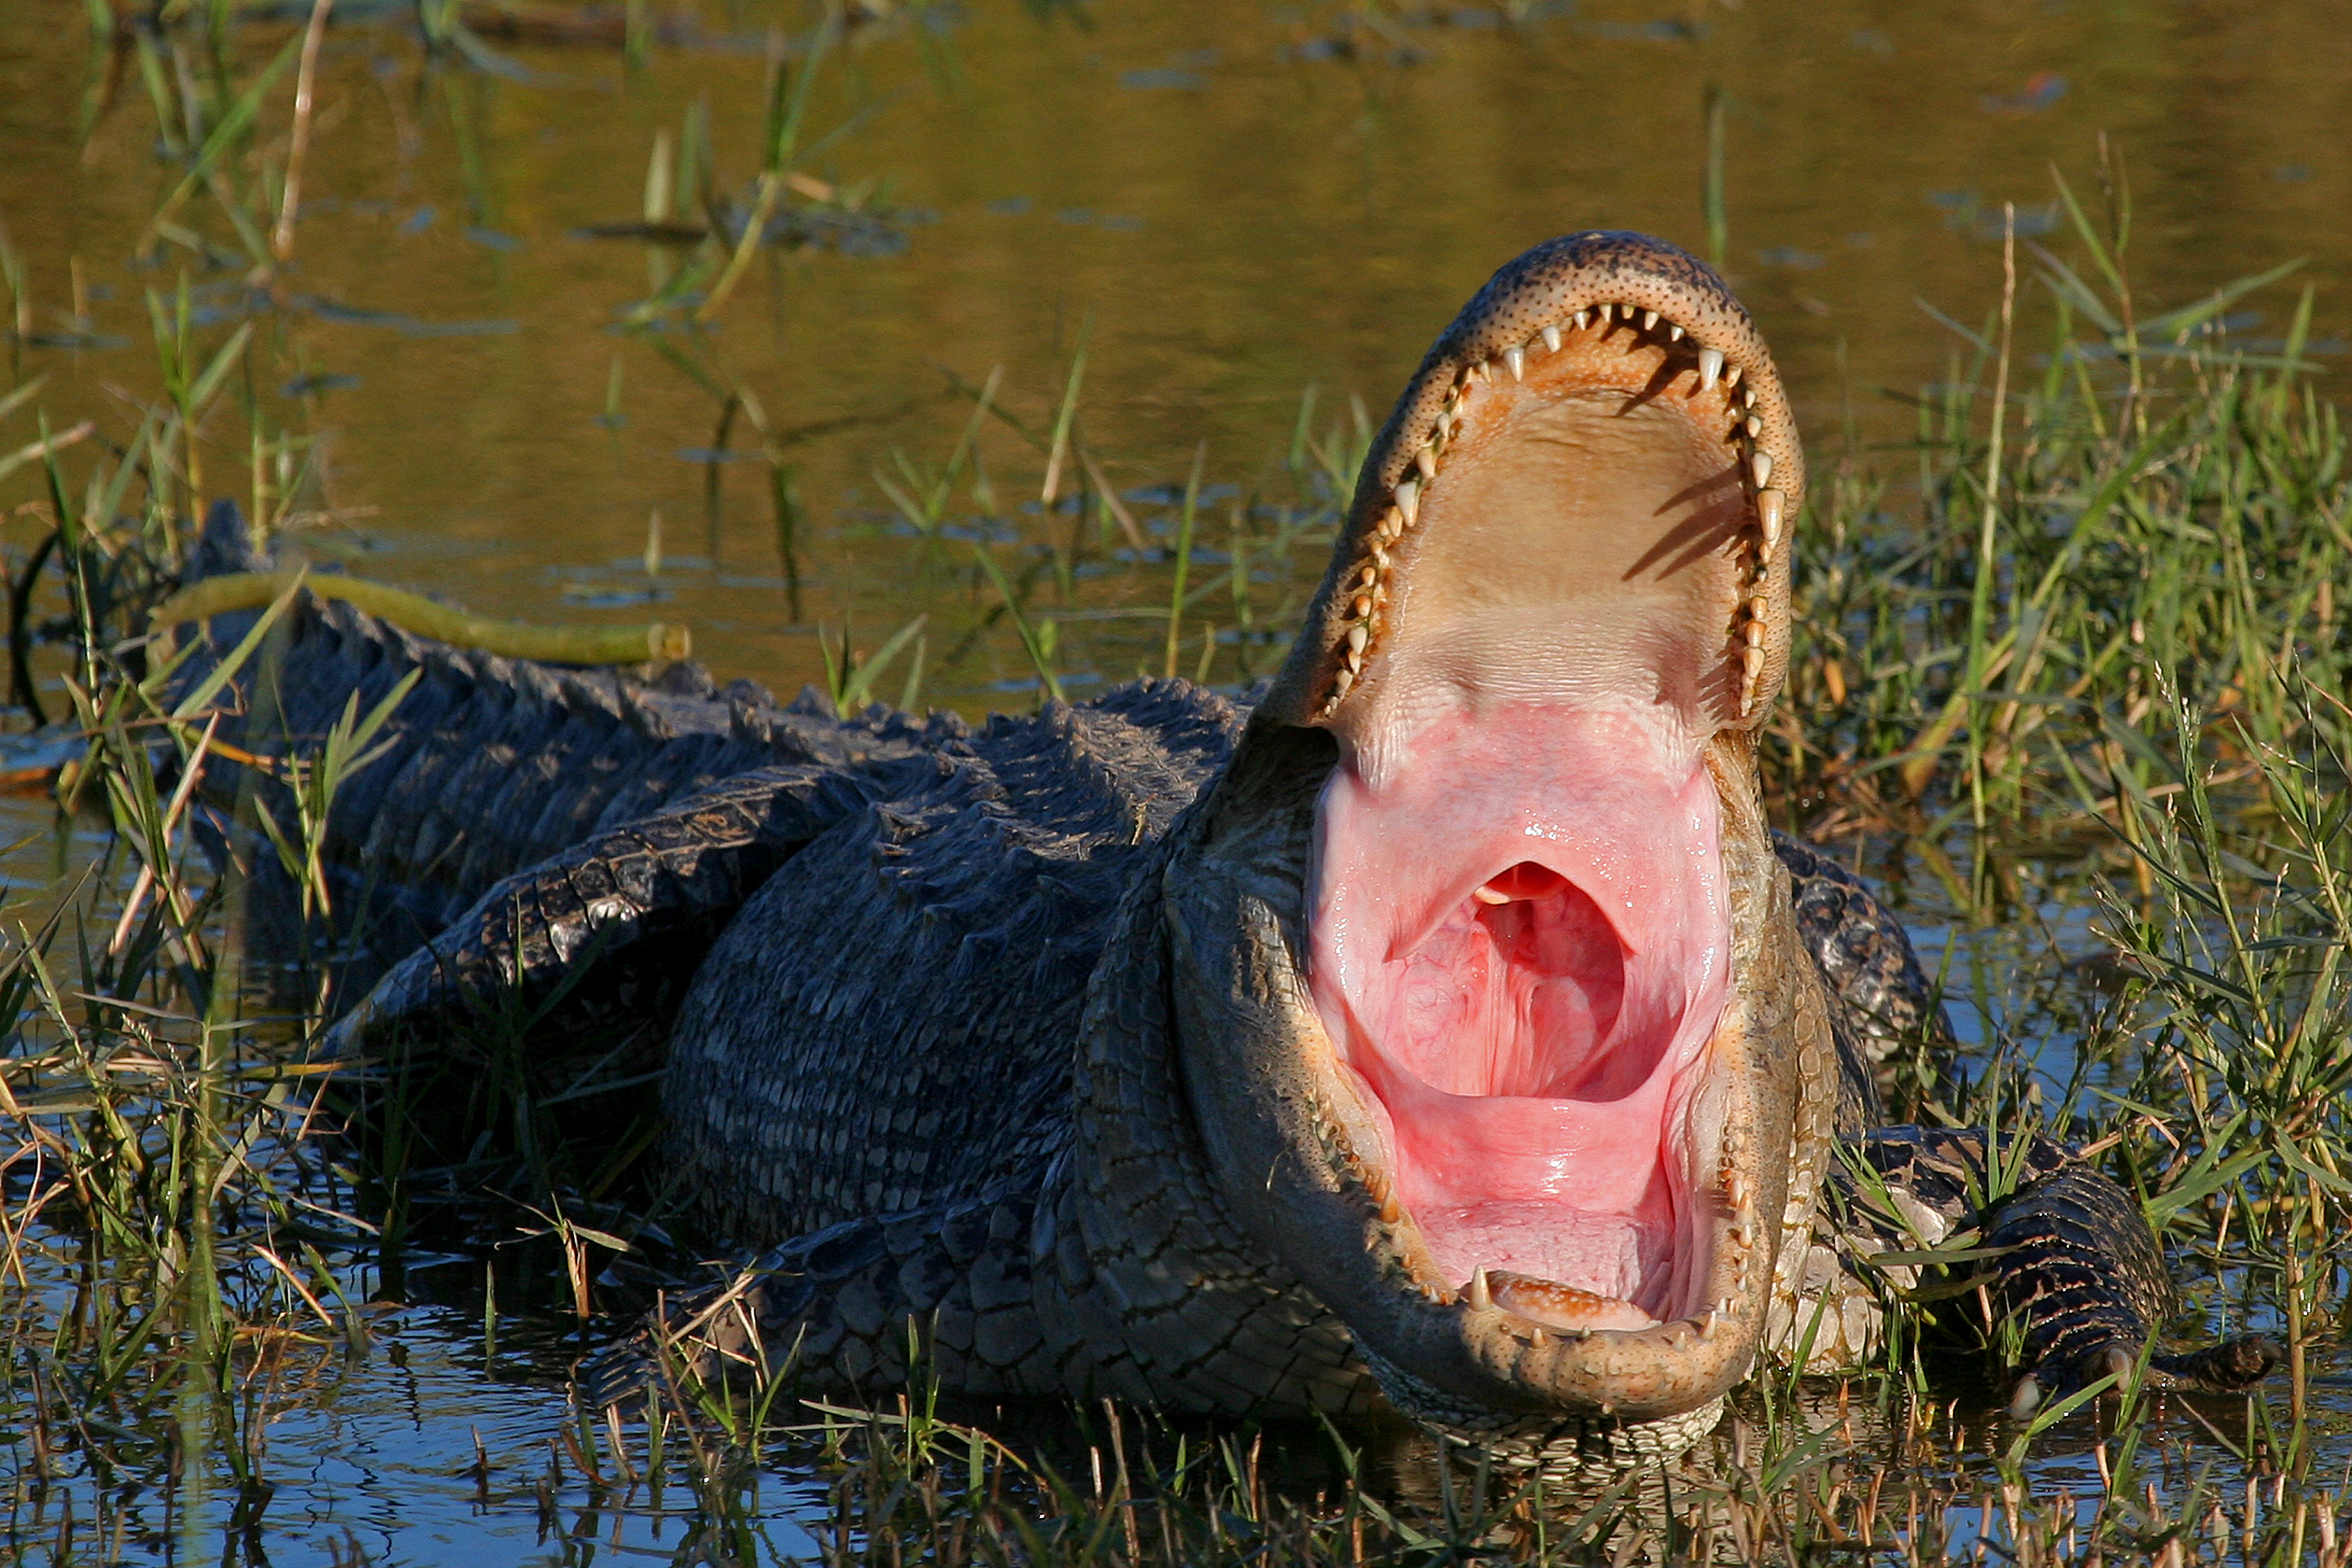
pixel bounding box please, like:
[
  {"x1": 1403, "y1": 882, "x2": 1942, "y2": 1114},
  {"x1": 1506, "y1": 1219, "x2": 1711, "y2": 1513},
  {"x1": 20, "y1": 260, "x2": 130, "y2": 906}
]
[{"x1": 177, "y1": 234, "x2": 2273, "y2": 1471}]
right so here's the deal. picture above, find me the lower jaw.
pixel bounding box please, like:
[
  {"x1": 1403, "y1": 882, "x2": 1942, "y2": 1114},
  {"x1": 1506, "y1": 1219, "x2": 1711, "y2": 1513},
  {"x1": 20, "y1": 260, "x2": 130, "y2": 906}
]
[
  {"x1": 1346, "y1": 1055, "x2": 1700, "y2": 1320},
  {"x1": 1421, "y1": 1206, "x2": 1673, "y2": 1324}
]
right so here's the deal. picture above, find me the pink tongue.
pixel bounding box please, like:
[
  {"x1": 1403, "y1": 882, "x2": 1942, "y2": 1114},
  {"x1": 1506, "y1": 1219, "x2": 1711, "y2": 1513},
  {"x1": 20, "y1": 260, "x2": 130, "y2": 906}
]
[{"x1": 1310, "y1": 704, "x2": 1729, "y2": 1297}]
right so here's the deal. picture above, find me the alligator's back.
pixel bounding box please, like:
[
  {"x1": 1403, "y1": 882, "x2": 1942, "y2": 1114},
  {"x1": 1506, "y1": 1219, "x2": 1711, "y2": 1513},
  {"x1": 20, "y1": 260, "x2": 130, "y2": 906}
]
[
  {"x1": 663, "y1": 684, "x2": 1243, "y2": 1240},
  {"x1": 176, "y1": 507, "x2": 1246, "y2": 1239}
]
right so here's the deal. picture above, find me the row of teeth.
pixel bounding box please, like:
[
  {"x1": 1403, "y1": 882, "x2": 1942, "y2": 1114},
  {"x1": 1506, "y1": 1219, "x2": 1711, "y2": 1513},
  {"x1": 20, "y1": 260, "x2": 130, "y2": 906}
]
[
  {"x1": 1321, "y1": 300, "x2": 1791, "y2": 720},
  {"x1": 1416, "y1": 1261, "x2": 1747, "y2": 1355}
]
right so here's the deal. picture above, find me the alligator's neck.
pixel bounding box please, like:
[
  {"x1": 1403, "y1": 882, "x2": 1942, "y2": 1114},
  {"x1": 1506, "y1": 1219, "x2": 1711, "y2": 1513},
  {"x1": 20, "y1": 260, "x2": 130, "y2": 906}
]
[{"x1": 1040, "y1": 812, "x2": 1374, "y2": 1414}]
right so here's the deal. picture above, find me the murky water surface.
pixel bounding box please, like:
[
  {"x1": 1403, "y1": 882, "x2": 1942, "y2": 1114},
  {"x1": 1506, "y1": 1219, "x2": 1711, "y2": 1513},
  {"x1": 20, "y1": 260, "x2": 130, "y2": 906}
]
[
  {"x1": 1, "y1": 0, "x2": 2347, "y2": 1558},
  {"x1": 3, "y1": 0, "x2": 2348, "y2": 703}
]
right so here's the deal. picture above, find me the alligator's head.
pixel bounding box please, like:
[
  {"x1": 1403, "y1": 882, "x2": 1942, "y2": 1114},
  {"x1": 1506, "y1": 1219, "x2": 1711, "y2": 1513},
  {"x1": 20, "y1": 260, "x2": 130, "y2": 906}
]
[{"x1": 1159, "y1": 232, "x2": 1839, "y2": 1456}]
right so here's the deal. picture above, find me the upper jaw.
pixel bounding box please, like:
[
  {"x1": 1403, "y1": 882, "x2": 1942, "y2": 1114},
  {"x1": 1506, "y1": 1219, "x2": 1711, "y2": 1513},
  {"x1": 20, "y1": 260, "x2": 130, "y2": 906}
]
[{"x1": 1258, "y1": 230, "x2": 1806, "y2": 737}]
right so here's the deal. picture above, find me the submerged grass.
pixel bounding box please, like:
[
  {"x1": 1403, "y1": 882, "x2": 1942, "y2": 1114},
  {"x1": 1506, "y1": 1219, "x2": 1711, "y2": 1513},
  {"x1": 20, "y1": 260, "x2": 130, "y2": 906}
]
[{"x1": 1, "y1": 3, "x2": 2350, "y2": 1562}]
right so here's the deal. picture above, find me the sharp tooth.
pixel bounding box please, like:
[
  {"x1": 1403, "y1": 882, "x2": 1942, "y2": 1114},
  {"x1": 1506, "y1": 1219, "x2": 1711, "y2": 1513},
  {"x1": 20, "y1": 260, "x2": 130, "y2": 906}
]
[
  {"x1": 1746, "y1": 415, "x2": 1762, "y2": 438},
  {"x1": 1727, "y1": 363, "x2": 1744, "y2": 388},
  {"x1": 1504, "y1": 346, "x2": 1524, "y2": 382},
  {"x1": 1380, "y1": 1189, "x2": 1400, "y2": 1224},
  {"x1": 1540, "y1": 324, "x2": 1562, "y2": 352},
  {"x1": 1742, "y1": 385, "x2": 1757, "y2": 407},
  {"x1": 1332, "y1": 667, "x2": 1355, "y2": 699},
  {"x1": 1415, "y1": 445, "x2": 1437, "y2": 481},
  {"x1": 1472, "y1": 885, "x2": 1509, "y2": 905},
  {"x1": 1669, "y1": 323, "x2": 1684, "y2": 341},
  {"x1": 1528, "y1": 1328, "x2": 1548, "y2": 1347},
  {"x1": 1467, "y1": 1267, "x2": 1493, "y2": 1311},
  {"x1": 1751, "y1": 451, "x2": 1773, "y2": 487},
  {"x1": 1351, "y1": 594, "x2": 1373, "y2": 618},
  {"x1": 1395, "y1": 479, "x2": 1420, "y2": 526},
  {"x1": 1749, "y1": 593, "x2": 1769, "y2": 620},
  {"x1": 1759, "y1": 488, "x2": 1785, "y2": 548},
  {"x1": 1574, "y1": 309, "x2": 1590, "y2": 330},
  {"x1": 1346, "y1": 624, "x2": 1369, "y2": 654},
  {"x1": 1743, "y1": 645, "x2": 1765, "y2": 679},
  {"x1": 1698, "y1": 348, "x2": 1724, "y2": 391},
  {"x1": 1643, "y1": 309, "x2": 1659, "y2": 330},
  {"x1": 1743, "y1": 620, "x2": 1765, "y2": 649}
]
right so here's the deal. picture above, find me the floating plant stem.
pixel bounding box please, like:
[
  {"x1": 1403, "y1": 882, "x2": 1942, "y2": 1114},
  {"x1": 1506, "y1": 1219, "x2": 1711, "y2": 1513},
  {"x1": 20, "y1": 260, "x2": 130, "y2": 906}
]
[{"x1": 151, "y1": 571, "x2": 691, "y2": 665}]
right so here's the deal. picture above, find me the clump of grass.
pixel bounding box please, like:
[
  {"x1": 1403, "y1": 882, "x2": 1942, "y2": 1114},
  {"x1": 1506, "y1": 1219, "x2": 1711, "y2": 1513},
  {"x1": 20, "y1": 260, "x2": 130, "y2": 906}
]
[
  {"x1": 1748, "y1": 162, "x2": 2351, "y2": 1438},
  {"x1": 1770, "y1": 165, "x2": 2349, "y2": 868},
  {"x1": 575, "y1": 1323, "x2": 2352, "y2": 1567},
  {"x1": 0, "y1": 477, "x2": 391, "y2": 1563}
]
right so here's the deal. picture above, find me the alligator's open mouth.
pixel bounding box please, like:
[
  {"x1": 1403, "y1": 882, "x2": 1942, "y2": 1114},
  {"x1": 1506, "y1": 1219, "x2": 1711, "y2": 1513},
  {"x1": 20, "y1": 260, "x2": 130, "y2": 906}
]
[
  {"x1": 1175, "y1": 235, "x2": 1804, "y2": 1433},
  {"x1": 1308, "y1": 295, "x2": 1767, "y2": 1349}
]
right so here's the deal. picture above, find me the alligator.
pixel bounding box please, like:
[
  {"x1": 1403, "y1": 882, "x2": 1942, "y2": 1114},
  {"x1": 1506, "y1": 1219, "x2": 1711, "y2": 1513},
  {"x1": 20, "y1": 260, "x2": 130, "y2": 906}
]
[{"x1": 175, "y1": 232, "x2": 2274, "y2": 1471}]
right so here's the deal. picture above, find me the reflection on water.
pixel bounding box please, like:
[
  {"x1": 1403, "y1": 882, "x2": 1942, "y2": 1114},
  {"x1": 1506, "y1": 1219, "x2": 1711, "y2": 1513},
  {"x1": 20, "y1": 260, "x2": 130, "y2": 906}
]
[{"x1": 1, "y1": 0, "x2": 2347, "y2": 1559}]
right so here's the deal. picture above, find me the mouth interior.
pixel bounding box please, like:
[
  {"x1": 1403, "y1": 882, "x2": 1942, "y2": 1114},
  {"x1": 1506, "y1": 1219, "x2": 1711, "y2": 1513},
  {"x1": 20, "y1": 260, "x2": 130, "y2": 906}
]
[
  {"x1": 1313, "y1": 708, "x2": 1728, "y2": 1326},
  {"x1": 1309, "y1": 322, "x2": 1747, "y2": 1332}
]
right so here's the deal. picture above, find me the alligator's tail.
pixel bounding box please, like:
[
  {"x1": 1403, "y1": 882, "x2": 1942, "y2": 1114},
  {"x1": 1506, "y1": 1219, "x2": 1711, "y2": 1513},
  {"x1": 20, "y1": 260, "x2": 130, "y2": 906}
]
[{"x1": 165, "y1": 501, "x2": 920, "y2": 987}]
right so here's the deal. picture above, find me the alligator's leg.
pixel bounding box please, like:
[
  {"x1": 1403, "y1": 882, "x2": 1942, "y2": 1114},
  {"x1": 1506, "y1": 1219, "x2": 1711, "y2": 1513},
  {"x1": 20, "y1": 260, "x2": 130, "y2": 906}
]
[
  {"x1": 579, "y1": 1181, "x2": 1063, "y2": 1406},
  {"x1": 1826, "y1": 1128, "x2": 2279, "y2": 1412},
  {"x1": 1772, "y1": 838, "x2": 2276, "y2": 1406},
  {"x1": 581, "y1": 1167, "x2": 1373, "y2": 1416},
  {"x1": 324, "y1": 759, "x2": 895, "y2": 1064}
]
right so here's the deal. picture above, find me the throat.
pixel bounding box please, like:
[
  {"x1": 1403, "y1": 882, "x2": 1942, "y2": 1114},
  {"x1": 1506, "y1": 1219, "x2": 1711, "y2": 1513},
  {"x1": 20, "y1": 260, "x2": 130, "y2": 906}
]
[{"x1": 1309, "y1": 702, "x2": 1730, "y2": 1317}]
